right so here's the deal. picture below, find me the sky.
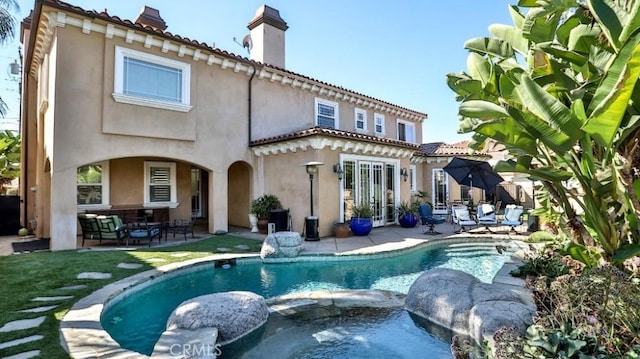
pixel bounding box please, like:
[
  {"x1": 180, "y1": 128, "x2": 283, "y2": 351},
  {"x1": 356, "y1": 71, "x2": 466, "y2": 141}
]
[{"x1": 0, "y1": 0, "x2": 515, "y2": 143}]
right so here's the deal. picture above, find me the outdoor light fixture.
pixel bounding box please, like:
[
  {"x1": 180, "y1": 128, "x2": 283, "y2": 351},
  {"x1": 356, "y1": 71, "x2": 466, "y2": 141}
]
[
  {"x1": 301, "y1": 161, "x2": 324, "y2": 241},
  {"x1": 400, "y1": 167, "x2": 408, "y2": 182},
  {"x1": 333, "y1": 163, "x2": 344, "y2": 181}
]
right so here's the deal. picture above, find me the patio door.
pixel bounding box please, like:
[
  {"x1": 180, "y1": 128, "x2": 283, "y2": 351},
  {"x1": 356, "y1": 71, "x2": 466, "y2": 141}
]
[
  {"x1": 341, "y1": 156, "x2": 399, "y2": 227},
  {"x1": 359, "y1": 161, "x2": 385, "y2": 227},
  {"x1": 191, "y1": 167, "x2": 202, "y2": 218},
  {"x1": 432, "y1": 168, "x2": 449, "y2": 215}
]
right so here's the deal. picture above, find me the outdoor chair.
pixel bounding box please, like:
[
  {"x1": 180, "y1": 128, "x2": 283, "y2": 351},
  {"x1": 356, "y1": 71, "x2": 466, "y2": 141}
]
[
  {"x1": 78, "y1": 214, "x2": 127, "y2": 247},
  {"x1": 452, "y1": 205, "x2": 478, "y2": 233},
  {"x1": 126, "y1": 216, "x2": 162, "y2": 247},
  {"x1": 167, "y1": 215, "x2": 197, "y2": 241},
  {"x1": 418, "y1": 203, "x2": 446, "y2": 235},
  {"x1": 476, "y1": 203, "x2": 498, "y2": 233},
  {"x1": 501, "y1": 205, "x2": 525, "y2": 234}
]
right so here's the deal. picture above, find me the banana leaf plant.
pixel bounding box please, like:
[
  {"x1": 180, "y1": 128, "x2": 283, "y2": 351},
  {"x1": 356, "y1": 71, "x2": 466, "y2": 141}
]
[{"x1": 447, "y1": 0, "x2": 640, "y2": 264}]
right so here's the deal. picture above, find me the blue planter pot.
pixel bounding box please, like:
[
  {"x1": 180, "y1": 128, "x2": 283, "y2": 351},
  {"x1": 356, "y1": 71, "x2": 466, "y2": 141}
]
[
  {"x1": 349, "y1": 217, "x2": 373, "y2": 236},
  {"x1": 398, "y1": 213, "x2": 418, "y2": 228}
]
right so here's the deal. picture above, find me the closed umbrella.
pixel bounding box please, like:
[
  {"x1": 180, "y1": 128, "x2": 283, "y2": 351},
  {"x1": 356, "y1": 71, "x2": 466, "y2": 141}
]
[{"x1": 443, "y1": 157, "x2": 504, "y2": 192}]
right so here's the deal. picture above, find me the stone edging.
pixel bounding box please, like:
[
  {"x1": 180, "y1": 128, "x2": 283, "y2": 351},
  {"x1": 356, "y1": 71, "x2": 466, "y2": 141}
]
[{"x1": 59, "y1": 238, "x2": 528, "y2": 358}]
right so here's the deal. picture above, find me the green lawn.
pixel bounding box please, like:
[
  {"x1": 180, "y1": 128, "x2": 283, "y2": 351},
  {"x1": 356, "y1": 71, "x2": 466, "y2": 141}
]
[{"x1": 0, "y1": 235, "x2": 263, "y2": 358}]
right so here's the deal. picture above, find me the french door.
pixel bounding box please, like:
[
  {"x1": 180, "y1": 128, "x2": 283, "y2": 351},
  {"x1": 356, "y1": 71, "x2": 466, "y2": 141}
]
[
  {"x1": 341, "y1": 156, "x2": 399, "y2": 227},
  {"x1": 431, "y1": 168, "x2": 449, "y2": 215}
]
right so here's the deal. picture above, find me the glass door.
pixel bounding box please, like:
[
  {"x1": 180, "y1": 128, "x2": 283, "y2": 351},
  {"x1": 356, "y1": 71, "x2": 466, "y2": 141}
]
[
  {"x1": 432, "y1": 168, "x2": 449, "y2": 215},
  {"x1": 190, "y1": 167, "x2": 202, "y2": 218},
  {"x1": 340, "y1": 156, "x2": 400, "y2": 227}
]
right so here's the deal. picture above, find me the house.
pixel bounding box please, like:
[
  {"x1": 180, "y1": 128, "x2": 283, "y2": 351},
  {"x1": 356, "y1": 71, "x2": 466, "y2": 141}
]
[{"x1": 18, "y1": 0, "x2": 429, "y2": 250}]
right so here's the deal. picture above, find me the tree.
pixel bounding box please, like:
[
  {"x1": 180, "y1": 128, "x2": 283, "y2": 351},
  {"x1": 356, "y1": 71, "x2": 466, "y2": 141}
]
[
  {"x1": 0, "y1": 130, "x2": 19, "y2": 194},
  {"x1": 0, "y1": 0, "x2": 19, "y2": 117},
  {"x1": 447, "y1": 0, "x2": 640, "y2": 264}
]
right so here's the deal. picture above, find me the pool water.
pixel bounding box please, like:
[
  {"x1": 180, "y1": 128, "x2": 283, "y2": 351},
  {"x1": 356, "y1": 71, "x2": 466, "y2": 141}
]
[
  {"x1": 101, "y1": 242, "x2": 514, "y2": 355},
  {"x1": 240, "y1": 308, "x2": 452, "y2": 359}
]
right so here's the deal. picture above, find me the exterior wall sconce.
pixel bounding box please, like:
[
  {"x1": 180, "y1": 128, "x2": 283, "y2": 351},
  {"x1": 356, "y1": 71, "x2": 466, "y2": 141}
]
[
  {"x1": 333, "y1": 163, "x2": 344, "y2": 181},
  {"x1": 400, "y1": 168, "x2": 408, "y2": 182}
]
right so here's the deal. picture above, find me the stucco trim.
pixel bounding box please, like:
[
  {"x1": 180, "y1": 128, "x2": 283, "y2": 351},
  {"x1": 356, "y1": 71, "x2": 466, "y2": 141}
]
[
  {"x1": 251, "y1": 135, "x2": 416, "y2": 158},
  {"x1": 111, "y1": 93, "x2": 193, "y2": 112}
]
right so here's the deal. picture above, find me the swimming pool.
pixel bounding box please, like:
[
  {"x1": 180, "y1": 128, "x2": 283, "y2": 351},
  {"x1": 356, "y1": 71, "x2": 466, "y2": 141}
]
[{"x1": 101, "y1": 241, "x2": 516, "y2": 355}]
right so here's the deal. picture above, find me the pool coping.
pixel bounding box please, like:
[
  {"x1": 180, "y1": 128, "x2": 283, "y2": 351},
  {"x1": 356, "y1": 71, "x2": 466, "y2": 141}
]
[{"x1": 59, "y1": 237, "x2": 531, "y2": 358}]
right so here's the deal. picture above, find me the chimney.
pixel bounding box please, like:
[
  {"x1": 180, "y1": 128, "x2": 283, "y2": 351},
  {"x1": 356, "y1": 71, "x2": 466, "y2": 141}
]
[
  {"x1": 135, "y1": 6, "x2": 167, "y2": 31},
  {"x1": 247, "y1": 5, "x2": 288, "y2": 68}
]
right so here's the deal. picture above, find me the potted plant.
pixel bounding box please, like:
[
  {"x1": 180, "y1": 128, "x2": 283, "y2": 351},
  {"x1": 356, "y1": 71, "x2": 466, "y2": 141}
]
[
  {"x1": 250, "y1": 194, "x2": 283, "y2": 234},
  {"x1": 333, "y1": 220, "x2": 351, "y2": 238},
  {"x1": 349, "y1": 203, "x2": 373, "y2": 236},
  {"x1": 395, "y1": 200, "x2": 419, "y2": 228}
]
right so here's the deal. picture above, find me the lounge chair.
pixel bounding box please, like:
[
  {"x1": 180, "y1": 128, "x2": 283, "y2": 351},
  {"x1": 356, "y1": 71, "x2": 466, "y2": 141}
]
[
  {"x1": 501, "y1": 205, "x2": 525, "y2": 234},
  {"x1": 476, "y1": 203, "x2": 498, "y2": 233},
  {"x1": 78, "y1": 214, "x2": 127, "y2": 246},
  {"x1": 418, "y1": 203, "x2": 446, "y2": 235},
  {"x1": 452, "y1": 205, "x2": 478, "y2": 233}
]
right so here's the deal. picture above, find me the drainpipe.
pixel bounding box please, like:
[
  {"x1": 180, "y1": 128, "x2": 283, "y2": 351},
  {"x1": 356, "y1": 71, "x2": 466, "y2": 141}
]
[{"x1": 248, "y1": 62, "x2": 257, "y2": 145}]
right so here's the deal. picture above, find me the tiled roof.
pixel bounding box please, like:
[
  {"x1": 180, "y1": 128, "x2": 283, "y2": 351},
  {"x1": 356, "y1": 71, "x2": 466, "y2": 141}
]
[
  {"x1": 418, "y1": 141, "x2": 489, "y2": 158},
  {"x1": 36, "y1": 0, "x2": 427, "y2": 119},
  {"x1": 250, "y1": 126, "x2": 421, "y2": 150}
]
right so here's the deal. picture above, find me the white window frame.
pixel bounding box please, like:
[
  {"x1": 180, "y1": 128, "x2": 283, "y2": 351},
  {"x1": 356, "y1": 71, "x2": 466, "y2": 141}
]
[
  {"x1": 354, "y1": 108, "x2": 367, "y2": 132},
  {"x1": 409, "y1": 164, "x2": 417, "y2": 192},
  {"x1": 144, "y1": 161, "x2": 178, "y2": 208},
  {"x1": 374, "y1": 113, "x2": 385, "y2": 135},
  {"x1": 315, "y1": 98, "x2": 339, "y2": 129},
  {"x1": 77, "y1": 161, "x2": 110, "y2": 211},
  {"x1": 396, "y1": 119, "x2": 416, "y2": 143},
  {"x1": 113, "y1": 46, "x2": 192, "y2": 112}
]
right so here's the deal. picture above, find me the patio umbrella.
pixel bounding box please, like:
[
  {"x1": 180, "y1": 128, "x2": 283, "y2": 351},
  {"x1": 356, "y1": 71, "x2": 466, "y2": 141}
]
[{"x1": 443, "y1": 157, "x2": 504, "y2": 192}]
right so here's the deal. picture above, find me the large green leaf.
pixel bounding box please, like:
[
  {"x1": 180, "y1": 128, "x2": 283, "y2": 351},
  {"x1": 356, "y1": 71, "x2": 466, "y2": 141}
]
[
  {"x1": 588, "y1": 0, "x2": 640, "y2": 50},
  {"x1": 508, "y1": 5, "x2": 525, "y2": 29},
  {"x1": 583, "y1": 32, "x2": 640, "y2": 146},
  {"x1": 613, "y1": 243, "x2": 640, "y2": 265},
  {"x1": 489, "y1": 24, "x2": 529, "y2": 55},
  {"x1": 563, "y1": 242, "x2": 600, "y2": 268},
  {"x1": 467, "y1": 53, "x2": 493, "y2": 86},
  {"x1": 568, "y1": 24, "x2": 601, "y2": 53},
  {"x1": 556, "y1": 16, "x2": 582, "y2": 47},
  {"x1": 459, "y1": 100, "x2": 509, "y2": 119},
  {"x1": 522, "y1": 7, "x2": 561, "y2": 43},
  {"x1": 537, "y1": 42, "x2": 589, "y2": 66},
  {"x1": 514, "y1": 74, "x2": 584, "y2": 139},
  {"x1": 475, "y1": 119, "x2": 538, "y2": 155},
  {"x1": 506, "y1": 105, "x2": 575, "y2": 154},
  {"x1": 464, "y1": 37, "x2": 515, "y2": 58}
]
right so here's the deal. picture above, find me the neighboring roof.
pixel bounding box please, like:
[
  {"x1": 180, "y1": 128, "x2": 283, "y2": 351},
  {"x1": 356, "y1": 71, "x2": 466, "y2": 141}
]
[
  {"x1": 418, "y1": 141, "x2": 490, "y2": 158},
  {"x1": 250, "y1": 126, "x2": 421, "y2": 150},
  {"x1": 29, "y1": 0, "x2": 427, "y2": 119}
]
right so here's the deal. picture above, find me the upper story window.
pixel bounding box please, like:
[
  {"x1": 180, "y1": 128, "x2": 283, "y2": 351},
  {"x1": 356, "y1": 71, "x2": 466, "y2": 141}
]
[
  {"x1": 77, "y1": 161, "x2": 110, "y2": 209},
  {"x1": 113, "y1": 46, "x2": 192, "y2": 112},
  {"x1": 144, "y1": 161, "x2": 178, "y2": 208},
  {"x1": 397, "y1": 119, "x2": 416, "y2": 143},
  {"x1": 374, "y1": 113, "x2": 385, "y2": 135},
  {"x1": 355, "y1": 108, "x2": 367, "y2": 131},
  {"x1": 315, "y1": 98, "x2": 339, "y2": 129}
]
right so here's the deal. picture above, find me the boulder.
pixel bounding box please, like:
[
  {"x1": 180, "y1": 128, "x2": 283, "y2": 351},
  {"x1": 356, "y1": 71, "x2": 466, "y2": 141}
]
[
  {"x1": 405, "y1": 268, "x2": 535, "y2": 346},
  {"x1": 153, "y1": 291, "x2": 269, "y2": 357},
  {"x1": 260, "y1": 231, "x2": 303, "y2": 259}
]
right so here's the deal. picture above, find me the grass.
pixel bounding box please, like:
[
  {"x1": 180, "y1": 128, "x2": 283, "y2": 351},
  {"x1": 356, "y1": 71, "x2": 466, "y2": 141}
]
[{"x1": 0, "y1": 234, "x2": 263, "y2": 358}]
